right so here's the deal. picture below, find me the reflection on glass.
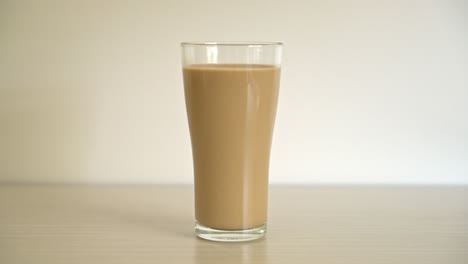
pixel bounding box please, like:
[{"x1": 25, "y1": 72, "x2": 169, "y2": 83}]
[{"x1": 194, "y1": 238, "x2": 268, "y2": 264}]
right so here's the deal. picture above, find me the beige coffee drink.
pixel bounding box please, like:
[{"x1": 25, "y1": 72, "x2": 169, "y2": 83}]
[{"x1": 184, "y1": 64, "x2": 280, "y2": 230}]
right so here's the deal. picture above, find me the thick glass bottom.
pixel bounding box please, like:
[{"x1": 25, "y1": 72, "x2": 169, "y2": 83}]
[{"x1": 195, "y1": 221, "x2": 266, "y2": 242}]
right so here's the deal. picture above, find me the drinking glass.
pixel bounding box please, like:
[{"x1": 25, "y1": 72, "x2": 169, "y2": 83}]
[{"x1": 181, "y1": 42, "x2": 283, "y2": 242}]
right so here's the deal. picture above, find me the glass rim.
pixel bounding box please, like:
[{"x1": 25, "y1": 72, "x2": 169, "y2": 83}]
[{"x1": 181, "y1": 41, "x2": 283, "y2": 47}]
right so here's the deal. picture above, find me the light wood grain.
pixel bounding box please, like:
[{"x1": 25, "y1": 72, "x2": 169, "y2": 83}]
[{"x1": 0, "y1": 185, "x2": 467, "y2": 263}]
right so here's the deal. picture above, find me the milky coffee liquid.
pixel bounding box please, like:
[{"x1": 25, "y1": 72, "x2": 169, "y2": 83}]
[{"x1": 183, "y1": 64, "x2": 280, "y2": 230}]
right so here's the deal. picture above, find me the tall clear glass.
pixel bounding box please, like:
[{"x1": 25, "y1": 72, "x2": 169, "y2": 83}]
[{"x1": 181, "y1": 42, "x2": 283, "y2": 242}]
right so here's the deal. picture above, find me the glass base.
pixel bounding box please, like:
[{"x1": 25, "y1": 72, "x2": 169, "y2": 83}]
[{"x1": 195, "y1": 221, "x2": 266, "y2": 242}]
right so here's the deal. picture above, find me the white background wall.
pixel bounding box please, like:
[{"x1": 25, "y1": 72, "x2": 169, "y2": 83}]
[{"x1": 1, "y1": 0, "x2": 467, "y2": 184}]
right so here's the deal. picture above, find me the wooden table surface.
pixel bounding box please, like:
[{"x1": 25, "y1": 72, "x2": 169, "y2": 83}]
[{"x1": 0, "y1": 185, "x2": 467, "y2": 263}]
